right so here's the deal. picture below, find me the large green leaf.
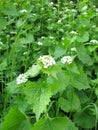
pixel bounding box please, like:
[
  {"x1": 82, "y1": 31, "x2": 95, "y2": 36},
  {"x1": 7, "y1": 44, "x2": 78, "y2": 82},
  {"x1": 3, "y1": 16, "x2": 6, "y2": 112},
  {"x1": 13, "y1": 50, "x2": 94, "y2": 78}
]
[
  {"x1": 25, "y1": 64, "x2": 42, "y2": 78},
  {"x1": 77, "y1": 32, "x2": 89, "y2": 42},
  {"x1": 32, "y1": 117, "x2": 78, "y2": 130},
  {"x1": 1, "y1": 3, "x2": 18, "y2": 16},
  {"x1": 54, "y1": 47, "x2": 65, "y2": 59},
  {"x1": 47, "y1": 72, "x2": 70, "y2": 94},
  {"x1": 71, "y1": 71, "x2": 90, "y2": 90},
  {"x1": 58, "y1": 92, "x2": 81, "y2": 112},
  {"x1": 2, "y1": 107, "x2": 31, "y2": 130},
  {"x1": 23, "y1": 81, "x2": 51, "y2": 120},
  {"x1": 75, "y1": 43, "x2": 92, "y2": 65},
  {"x1": 73, "y1": 107, "x2": 96, "y2": 129}
]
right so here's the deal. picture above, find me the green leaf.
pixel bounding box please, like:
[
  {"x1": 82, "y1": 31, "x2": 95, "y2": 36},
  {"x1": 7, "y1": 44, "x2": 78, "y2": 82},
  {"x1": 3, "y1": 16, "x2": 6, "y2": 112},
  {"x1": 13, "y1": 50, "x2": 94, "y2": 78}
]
[
  {"x1": 73, "y1": 107, "x2": 96, "y2": 129},
  {"x1": 0, "y1": 61, "x2": 7, "y2": 71},
  {"x1": 75, "y1": 43, "x2": 92, "y2": 65},
  {"x1": 1, "y1": 3, "x2": 18, "y2": 16},
  {"x1": 25, "y1": 64, "x2": 42, "y2": 78},
  {"x1": 76, "y1": 91, "x2": 90, "y2": 104},
  {"x1": 42, "y1": 65, "x2": 61, "y2": 79},
  {"x1": 19, "y1": 33, "x2": 34, "y2": 44},
  {"x1": 47, "y1": 72, "x2": 70, "y2": 94},
  {"x1": 24, "y1": 81, "x2": 51, "y2": 120},
  {"x1": 71, "y1": 71, "x2": 90, "y2": 90},
  {"x1": 2, "y1": 107, "x2": 31, "y2": 130},
  {"x1": 77, "y1": 32, "x2": 89, "y2": 42},
  {"x1": 54, "y1": 47, "x2": 65, "y2": 59},
  {"x1": 32, "y1": 117, "x2": 78, "y2": 130},
  {"x1": 7, "y1": 80, "x2": 18, "y2": 94},
  {"x1": 58, "y1": 92, "x2": 81, "y2": 112},
  {"x1": 56, "y1": 72, "x2": 70, "y2": 91},
  {"x1": 0, "y1": 16, "x2": 7, "y2": 30}
]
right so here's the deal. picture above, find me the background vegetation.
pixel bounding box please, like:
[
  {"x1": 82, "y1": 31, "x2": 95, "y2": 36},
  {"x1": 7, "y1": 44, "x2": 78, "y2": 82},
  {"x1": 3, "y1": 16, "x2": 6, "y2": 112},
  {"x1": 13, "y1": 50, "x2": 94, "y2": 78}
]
[{"x1": 0, "y1": 0, "x2": 98, "y2": 130}]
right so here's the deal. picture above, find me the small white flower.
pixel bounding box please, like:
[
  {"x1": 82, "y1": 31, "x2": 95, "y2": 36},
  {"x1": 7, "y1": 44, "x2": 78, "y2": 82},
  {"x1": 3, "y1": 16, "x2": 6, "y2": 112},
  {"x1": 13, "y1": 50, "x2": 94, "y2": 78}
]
[
  {"x1": 48, "y1": 18, "x2": 52, "y2": 21},
  {"x1": 41, "y1": 36, "x2": 45, "y2": 39},
  {"x1": 61, "y1": 56, "x2": 73, "y2": 64},
  {"x1": 90, "y1": 40, "x2": 98, "y2": 44},
  {"x1": 41, "y1": 8, "x2": 44, "y2": 10},
  {"x1": 37, "y1": 41, "x2": 43, "y2": 45},
  {"x1": 71, "y1": 9, "x2": 77, "y2": 13},
  {"x1": 71, "y1": 47, "x2": 76, "y2": 51},
  {"x1": 57, "y1": 19, "x2": 62, "y2": 24},
  {"x1": 96, "y1": 8, "x2": 98, "y2": 12},
  {"x1": 19, "y1": 9, "x2": 27, "y2": 13},
  {"x1": 70, "y1": 1, "x2": 73, "y2": 4},
  {"x1": 49, "y1": 2, "x2": 54, "y2": 5},
  {"x1": 16, "y1": 74, "x2": 28, "y2": 85},
  {"x1": 70, "y1": 31, "x2": 77, "y2": 34},
  {"x1": 82, "y1": 12, "x2": 87, "y2": 15},
  {"x1": 53, "y1": 7, "x2": 56, "y2": 10},
  {"x1": 82, "y1": 6, "x2": 88, "y2": 11},
  {"x1": 33, "y1": 13, "x2": 37, "y2": 16},
  {"x1": 38, "y1": 55, "x2": 56, "y2": 68},
  {"x1": 92, "y1": 25, "x2": 96, "y2": 28},
  {"x1": 0, "y1": 41, "x2": 3, "y2": 45},
  {"x1": 61, "y1": 37, "x2": 64, "y2": 40},
  {"x1": 14, "y1": 3, "x2": 18, "y2": 6},
  {"x1": 49, "y1": 36, "x2": 54, "y2": 39},
  {"x1": 23, "y1": 52, "x2": 28, "y2": 55}
]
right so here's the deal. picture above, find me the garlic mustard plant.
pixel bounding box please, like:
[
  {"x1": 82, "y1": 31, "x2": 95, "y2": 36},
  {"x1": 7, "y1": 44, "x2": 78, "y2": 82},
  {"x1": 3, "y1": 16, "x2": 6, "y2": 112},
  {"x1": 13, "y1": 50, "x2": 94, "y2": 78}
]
[
  {"x1": 61, "y1": 56, "x2": 73, "y2": 64},
  {"x1": 16, "y1": 74, "x2": 28, "y2": 84},
  {"x1": 38, "y1": 55, "x2": 56, "y2": 68}
]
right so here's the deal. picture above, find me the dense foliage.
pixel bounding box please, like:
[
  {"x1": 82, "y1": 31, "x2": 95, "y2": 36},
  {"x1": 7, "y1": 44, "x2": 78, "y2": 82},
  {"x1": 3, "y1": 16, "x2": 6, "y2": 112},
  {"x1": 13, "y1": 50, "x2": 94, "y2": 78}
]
[{"x1": 0, "y1": 0, "x2": 98, "y2": 130}]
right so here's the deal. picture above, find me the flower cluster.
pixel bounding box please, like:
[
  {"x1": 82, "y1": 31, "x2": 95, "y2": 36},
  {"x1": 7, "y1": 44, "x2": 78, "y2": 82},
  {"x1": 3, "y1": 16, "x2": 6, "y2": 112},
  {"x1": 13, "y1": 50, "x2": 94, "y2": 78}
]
[
  {"x1": 70, "y1": 31, "x2": 77, "y2": 35},
  {"x1": 37, "y1": 41, "x2": 43, "y2": 45},
  {"x1": 61, "y1": 56, "x2": 73, "y2": 64},
  {"x1": 38, "y1": 55, "x2": 56, "y2": 68},
  {"x1": 16, "y1": 74, "x2": 28, "y2": 85},
  {"x1": 19, "y1": 9, "x2": 27, "y2": 13},
  {"x1": 90, "y1": 40, "x2": 98, "y2": 44},
  {"x1": 71, "y1": 47, "x2": 76, "y2": 52}
]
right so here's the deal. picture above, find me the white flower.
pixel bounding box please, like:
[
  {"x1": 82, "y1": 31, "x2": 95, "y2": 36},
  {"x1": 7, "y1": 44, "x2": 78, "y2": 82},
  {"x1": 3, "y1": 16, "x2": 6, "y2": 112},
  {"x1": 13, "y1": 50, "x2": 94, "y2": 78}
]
[
  {"x1": 71, "y1": 9, "x2": 77, "y2": 13},
  {"x1": 57, "y1": 19, "x2": 62, "y2": 24},
  {"x1": 61, "y1": 37, "x2": 64, "y2": 40},
  {"x1": 53, "y1": 7, "x2": 56, "y2": 10},
  {"x1": 49, "y1": 2, "x2": 54, "y2": 5},
  {"x1": 37, "y1": 41, "x2": 43, "y2": 45},
  {"x1": 38, "y1": 55, "x2": 56, "y2": 68},
  {"x1": 48, "y1": 18, "x2": 52, "y2": 21},
  {"x1": 41, "y1": 8, "x2": 44, "y2": 10},
  {"x1": 70, "y1": 31, "x2": 77, "y2": 34},
  {"x1": 92, "y1": 25, "x2": 96, "y2": 28},
  {"x1": 19, "y1": 9, "x2": 27, "y2": 13},
  {"x1": 96, "y1": 8, "x2": 98, "y2": 12},
  {"x1": 61, "y1": 56, "x2": 73, "y2": 64},
  {"x1": 41, "y1": 36, "x2": 45, "y2": 39},
  {"x1": 82, "y1": 12, "x2": 87, "y2": 15},
  {"x1": 70, "y1": 1, "x2": 73, "y2": 4},
  {"x1": 16, "y1": 74, "x2": 28, "y2": 85},
  {"x1": 0, "y1": 41, "x2": 3, "y2": 45},
  {"x1": 33, "y1": 13, "x2": 37, "y2": 16},
  {"x1": 90, "y1": 40, "x2": 98, "y2": 44},
  {"x1": 49, "y1": 36, "x2": 54, "y2": 39},
  {"x1": 71, "y1": 47, "x2": 76, "y2": 51},
  {"x1": 82, "y1": 6, "x2": 88, "y2": 11}
]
